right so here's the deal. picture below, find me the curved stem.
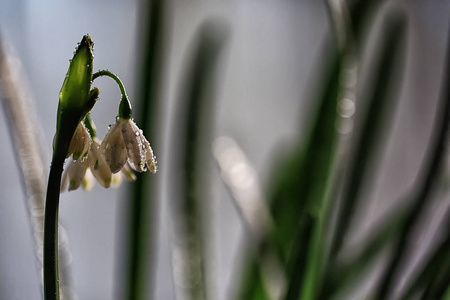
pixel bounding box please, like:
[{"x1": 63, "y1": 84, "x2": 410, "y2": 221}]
[{"x1": 92, "y1": 70, "x2": 132, "y2": 119}]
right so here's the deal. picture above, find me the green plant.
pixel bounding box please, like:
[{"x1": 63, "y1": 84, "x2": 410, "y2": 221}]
[{"x1": 1, "y1": 1, "x2": 449, "y2": 299}]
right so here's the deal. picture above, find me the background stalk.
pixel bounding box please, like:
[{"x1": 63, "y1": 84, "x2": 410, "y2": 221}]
[
  {"x1": 376, "y1": 23, "x2": 450, "y2": 299},
  {"x1": 123, "y1": 0, "x2": 168, "y2": 298},
  {"x1": 169, "y1": 20, "x2": 228, "y2": 300}
]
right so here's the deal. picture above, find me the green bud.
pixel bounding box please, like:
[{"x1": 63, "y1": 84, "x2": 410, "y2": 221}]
[
  {"x1": 119, "y1": 95, "x2": 132, "y2": 119},
  {"x1": 59, "y1": 34, "x2": 94, "y2": 112},
  {"x1": 54, "y1": 35, "x2": 95, "y2": 159}
]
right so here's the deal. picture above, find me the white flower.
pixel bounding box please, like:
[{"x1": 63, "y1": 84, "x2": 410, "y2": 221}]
[
  {"x1": 61, "y1": 138, "x2": 111, "y2": 192},
  {"x1": 61, "y1": 137, "x2": 137, "y2": 192},
  {"x1": 101, "y1": 117, "x2": 157, "y2": 174},
  {"x1": 89, "y1": 138, "x2": 113, "y2": 188},
  {"x1": 61, "y1": 156, "x2": 90, "y2": 191},
  {"x1": 67, "y1": 122, "x2": 91, "y2": 160}
]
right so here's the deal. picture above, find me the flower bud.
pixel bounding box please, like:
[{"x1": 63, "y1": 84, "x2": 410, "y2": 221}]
[{"x1": 58, "y1": 35, "x2": 94, "y2": 112}]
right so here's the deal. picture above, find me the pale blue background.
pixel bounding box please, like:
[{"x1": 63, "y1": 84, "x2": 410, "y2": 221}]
[{"x1": 0, "y1": 1, "x2": 449, "y2": 299}]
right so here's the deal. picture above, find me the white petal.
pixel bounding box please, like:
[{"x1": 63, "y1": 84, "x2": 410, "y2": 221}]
[
  {"x1": 61, "y1": 166, "x2": 70, "y2": 192},
  {"x1": 121, "y1": 119, "x2": 147, "y2": 172},
  {"x1": 101, "y1": 120, "x2": 128, "y2": 173},
  {"x1": 82, "y1": 169, "x2": 95, "y2": 191},
  {"x1": 90, "y1": 139, "x2": 106, "y2": 169},
  {"x1": 68, "y1": 122, "x2": 91, "y2": 160},
  {"x1": 121, "y1": 163, "x2": 137, "y2": 181},
  {"x1": 143, "y1": 138, "x2": 157, "y2": 174},
  {"x1": 66, "y1": 159, "x2": 89, "y2": 191},
  {"x1": 89, "y1": 138, "x2": 112, "y2": 188},
  {"x1": 111, "y1": 172, "x2": 123, "y2": 187}
]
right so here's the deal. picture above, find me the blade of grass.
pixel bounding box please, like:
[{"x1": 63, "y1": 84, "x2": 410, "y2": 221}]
[
  {"x1": 321, "y1": 200, "x2": 409, "y2": 299},
  {"x1": 0, "y1": 33, "x2": 75, "y2": 298},
  {"x1": 212, "y1": 137, "x2": 272, "y2": 243},
  {"x1": 282, "y1": 46, "x2": 342, "y2": 300},
  {"x1": 422, "y1": 260, "x2": 450, "y2": 300},
  {"x1": 0, "y1": 31, "x2": 48, "y2": 280},
  {"x1": 347, "y1": 0, "x2": 387, "y2": 47},
  {"x1": 238, "y1": 257, "x2": 271, "y2": 300},
  {"x1": 124, "y1": 0, "x2": 169, "y2": 299},
  {"x1": 169, "y1": 20, "x2": 228, "y2": 300},
  {"x1": 375, "y1": 22, "x2": 450, "y2": 300},
  {"x1": 329, "y1": 13, "x2": 407, "y2": 260},
  {"x1": 400, "y1": 210, "x2": 450, "y2": 300},
  {"x1": 273, "y1": 45, "x2": 341, "y2": 259},
  {"x1": 212, "y1": 137, "x2": 287, "y2": 298},
  {"x1": 235, "y1": 35, "x2": 342, "y2": 299},
  {"x1": 443, "y1": 284, "x2": 450, "y2": 300}
]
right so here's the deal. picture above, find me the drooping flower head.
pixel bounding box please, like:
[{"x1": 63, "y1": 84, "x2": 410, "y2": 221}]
[
  {"x1": 89, "y1": 70, "x2": 157, "y2": 176},
  {"x1": 61, "y1": 115, "x2": 138, "y2": 192},
  {"x1": 102, "y1": 117, "x2": 157, "y2": 174}
]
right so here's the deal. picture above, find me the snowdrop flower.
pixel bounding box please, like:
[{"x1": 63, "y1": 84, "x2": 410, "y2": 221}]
[
  {"x1": 62, "y1": 137, "x2": 111, "y2": 191},
  {"x1": 111, "y1": 164, "x2": 137, "y2": 188},
  {"x1": 101, "y1": 117, "x2": 157, "y2": 174},
  {"x1": 66, "y1": 122, "x2": 91, "y2": 160},
  {"x1": 61, "y1": 157, "x2": 90, "y2": 191},
  {"x1": 61, "y1": 136, "x2": 138, "y2": 192},
  {"x1": 88, "y1": 137, "x2": 114, "y2": 188}
]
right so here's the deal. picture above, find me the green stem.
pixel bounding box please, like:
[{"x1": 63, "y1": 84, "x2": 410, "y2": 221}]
[
  {"x1": 44, "y1": 110, "x2": 81, "y2": 300},
  {"x1": 43, "y1": 153, "x2": 64, "y2": 300},
  {"x1": 92, "y1": 70, "x2": 132, "y2": 119},
  {"x1": 84, "y1": 113, "x2": 97, "y2": 138}
]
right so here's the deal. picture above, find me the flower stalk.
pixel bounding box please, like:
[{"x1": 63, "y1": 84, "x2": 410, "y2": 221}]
[
  {"x1": 44, "y1": 35, "x2": 94, "y2": 300},
  {"x1": 44, "y1": 35, "x2": 156, "y2": 300},
  {"x1": 92, "y1": 70, "x2": 132, "y2": 119}
]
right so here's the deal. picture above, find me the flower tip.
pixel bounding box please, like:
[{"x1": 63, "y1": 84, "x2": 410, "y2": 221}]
[
  {"x1": 82, "y1": 169, "x2": 95, "y2": 191},
  {"x1": 68, "y1": 179, "x2": 80, "y2": 191},
  {"x1": 148, "y1": 160, "x2": 157, "y2": 174}
]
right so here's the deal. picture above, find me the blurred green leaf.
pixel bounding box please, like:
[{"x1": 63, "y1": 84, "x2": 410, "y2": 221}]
[
  {"x1": 329, "y1": 12, "x2": 407, "y2": 260},
  {"x1": 400, "y1": 215, "x2": 450, "y2": 300},
  {"x1": 347, "y1": 0, "x2": 387, "y2": 46},
  {"x1": 284, "y1": 49, "x2": 342, "y2": 300},
  {"x1": 170, "y1": 20, "x2": 228, "y2": 300},
  {"x1": 321, "y1": 201, "x2": 408, "y2": 299},
  {"x1": 125, "y1": 0, "x2": 168, "y2": 299},
  {"x1": 376, "y1": 21, "x2": 450, "y2": 299},
  {"x1": 237, "y1": 40, "x2": 342, "y2": 300},
  {"x1": 238, "y1": 257, "x2": 271, "y2": 300}
]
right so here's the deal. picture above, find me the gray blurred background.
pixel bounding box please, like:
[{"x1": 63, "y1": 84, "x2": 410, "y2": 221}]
[{"x1": 0, "y1": 0, "x2": 449, "y2": 299}]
